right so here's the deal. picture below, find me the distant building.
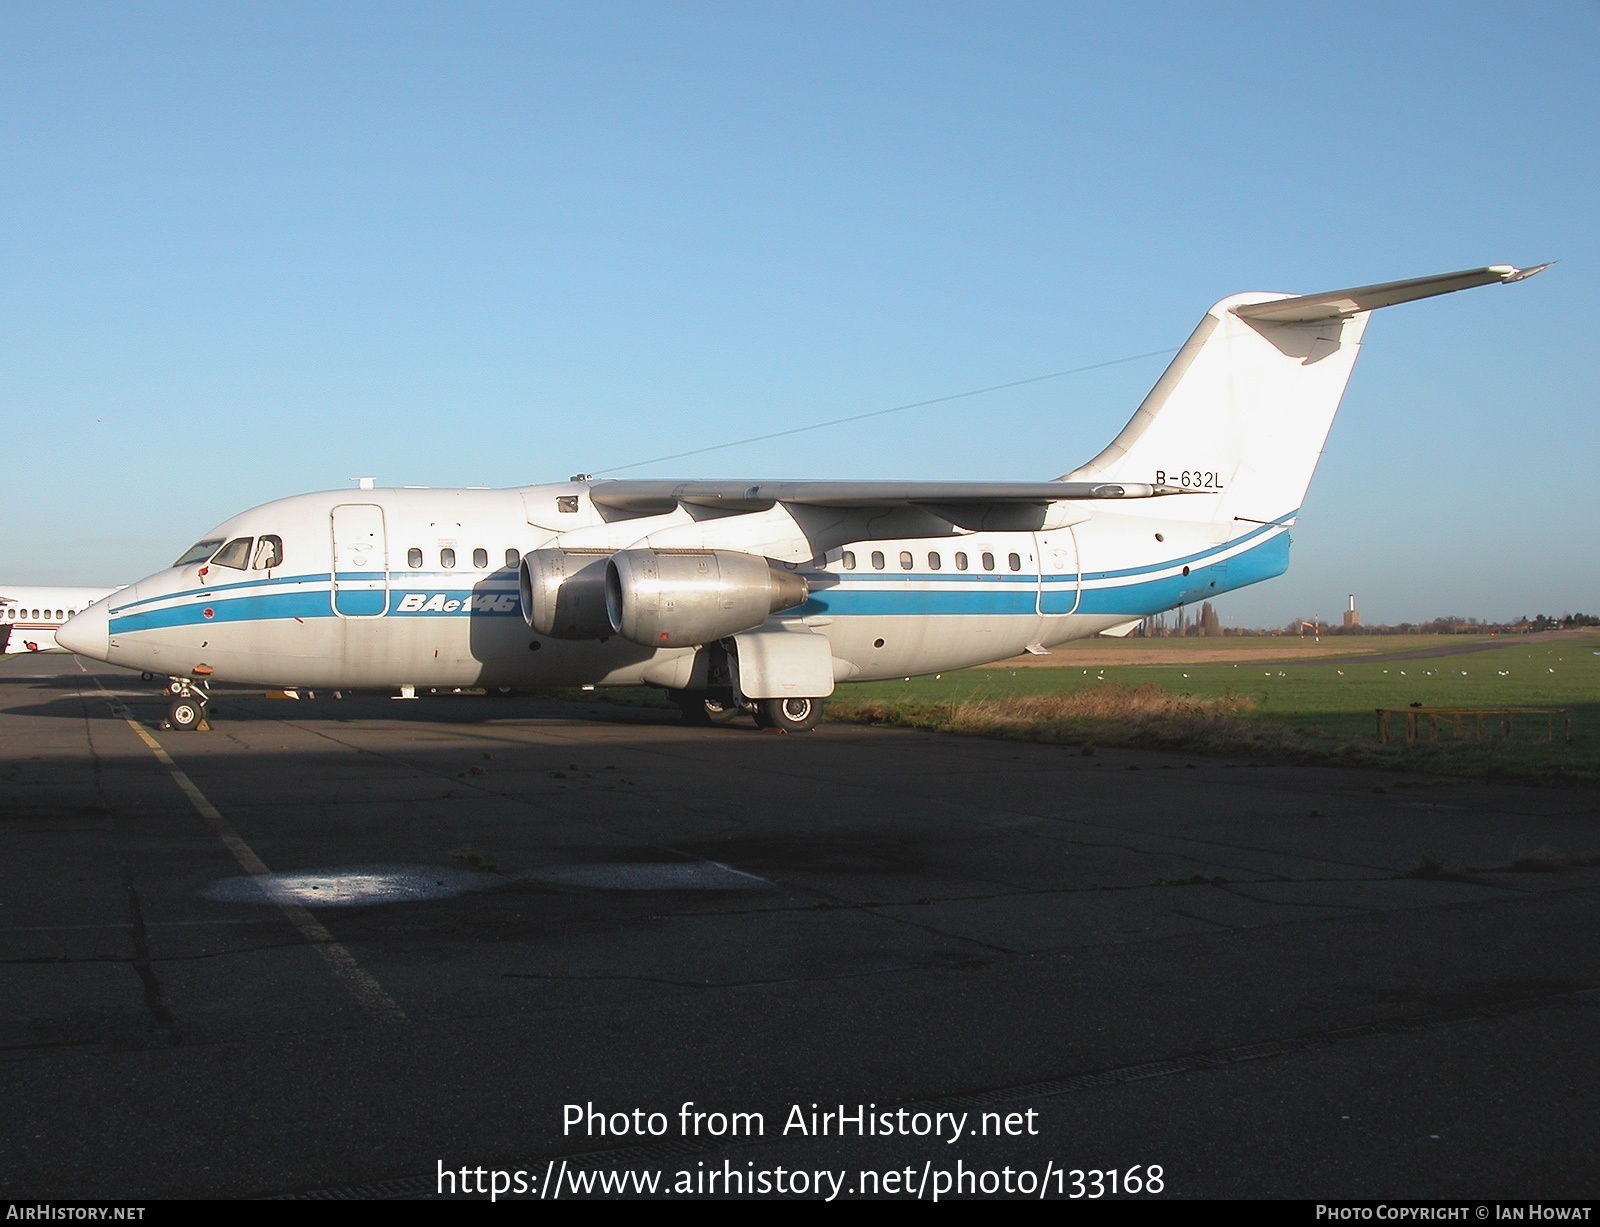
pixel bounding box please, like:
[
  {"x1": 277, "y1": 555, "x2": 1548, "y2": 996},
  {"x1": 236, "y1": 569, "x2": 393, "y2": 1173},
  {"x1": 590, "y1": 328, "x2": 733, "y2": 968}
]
[{"x1": 1343, "y1": 593, "x2": 1360, "y2": 629}]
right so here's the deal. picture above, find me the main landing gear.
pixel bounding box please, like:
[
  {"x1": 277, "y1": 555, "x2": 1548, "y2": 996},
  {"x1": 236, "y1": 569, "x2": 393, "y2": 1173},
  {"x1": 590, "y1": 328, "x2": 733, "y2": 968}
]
[
  {"x1": 666, "y1": 689, "x2": 825, "y2": 733},
  {"x1": 752, "y1": 696, "x2": 823, "y2": 732},
  {"x1": 162, "y1": 677, "x2": 210, "y2": 732},
  {"x1": 668, "y1": 690, "x2": 746, "y2": 726}
]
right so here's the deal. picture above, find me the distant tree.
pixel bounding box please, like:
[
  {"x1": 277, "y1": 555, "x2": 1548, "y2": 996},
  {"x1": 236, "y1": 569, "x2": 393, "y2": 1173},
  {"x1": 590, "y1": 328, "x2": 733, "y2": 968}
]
[{"x1": 1199, "y1": 602, "x2": 1222, "y2": 637}]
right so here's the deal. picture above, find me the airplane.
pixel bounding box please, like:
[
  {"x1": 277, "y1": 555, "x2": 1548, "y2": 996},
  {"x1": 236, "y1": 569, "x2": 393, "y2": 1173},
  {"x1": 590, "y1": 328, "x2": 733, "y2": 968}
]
[
  {"x1": 58, "y1": 264, "x2": 1548, "y2": 732},
  {"x1": 1, "y1": 586, "x2": 125, "y2": 654}
]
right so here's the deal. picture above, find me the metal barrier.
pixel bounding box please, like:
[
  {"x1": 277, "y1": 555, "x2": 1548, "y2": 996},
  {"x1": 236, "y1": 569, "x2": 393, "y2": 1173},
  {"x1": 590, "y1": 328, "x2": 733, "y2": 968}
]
[{"x1": 1376, "y1": 707, "x2": 1571, "y2": 745}]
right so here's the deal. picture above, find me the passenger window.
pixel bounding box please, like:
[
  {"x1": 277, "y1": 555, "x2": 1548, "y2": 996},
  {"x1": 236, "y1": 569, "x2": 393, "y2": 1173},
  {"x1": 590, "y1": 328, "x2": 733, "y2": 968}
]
[
  {"x1": 32, "y1": 609, "x2": 40, "y2": 619},
  {"x1": 68, "y1": 610, "x2": 75, "y2": 617},
  {"x1": 407, "y1": 548, "x2": 423, "y2": 569},
  {"x1": 211, "y1": 537, "x2": 253, "y2": 570},
  {"x1": 841, "y1": 551, "x2": 856, "y2": 571},
  {"x1": 982, "y1": 552, "x2": 996, "y2": 571},
  {"x1": 899, "y1": 551, "x2": 913, "y2": 570},
  {"x1": 505, "y1": 548, "x2": 520, "y2": 568},
  {"x1": 472, "y1": 548, "x2": 488, "y2": 569},
  {"x1": 928, "y1": 552, "x2": 941, "y2": 571},
  {"x1": 253, "y1": 535, "x2": 283, "y2": 570},
  {"x1": 955, "y1": 552, "x2": 969, "y2": 571},
  {"x1": 440, "y1": 548, "x2": 456, "y2": 569},
  {"x1": 870, "y1": 551, "x2": 885, "y2": 570},
  {"x1": 57, "y1": 610, "x2": 65, "y2": 620},
  {"x1": 1008, "y1": 552, "x2": 1022, "y2": 572}
]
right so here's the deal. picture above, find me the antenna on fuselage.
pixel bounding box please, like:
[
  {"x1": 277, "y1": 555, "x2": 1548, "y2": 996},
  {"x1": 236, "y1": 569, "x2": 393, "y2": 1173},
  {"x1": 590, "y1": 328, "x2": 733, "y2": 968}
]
[{"x1": 352, "y1": 477, "x2": 376, "y2": 490}]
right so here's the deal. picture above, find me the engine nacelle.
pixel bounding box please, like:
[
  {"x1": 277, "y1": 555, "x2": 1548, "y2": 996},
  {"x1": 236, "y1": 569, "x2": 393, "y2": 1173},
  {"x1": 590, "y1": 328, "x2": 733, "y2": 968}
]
[
  {"x1": 519, "y1": 550, "x2": 614, "y2": 639},
  {"x1": 605, "y1": 550, "x2": 808, "y2": 648}
]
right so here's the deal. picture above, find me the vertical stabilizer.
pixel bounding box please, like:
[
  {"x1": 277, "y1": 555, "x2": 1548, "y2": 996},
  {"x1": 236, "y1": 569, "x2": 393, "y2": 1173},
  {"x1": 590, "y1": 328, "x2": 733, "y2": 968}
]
[{"x1": 1064, "y1": 265, "x2": 1548, "y2": 525}]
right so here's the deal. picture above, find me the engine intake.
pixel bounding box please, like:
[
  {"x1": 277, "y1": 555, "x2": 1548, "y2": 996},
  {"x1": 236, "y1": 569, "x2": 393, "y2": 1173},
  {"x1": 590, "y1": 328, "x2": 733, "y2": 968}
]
[
  {"x1": 605, "y1": 550, "x2": 808, "y2": 648},
  {"x1": 519, "y1": 550, "x2": 614, "y2": 639}
]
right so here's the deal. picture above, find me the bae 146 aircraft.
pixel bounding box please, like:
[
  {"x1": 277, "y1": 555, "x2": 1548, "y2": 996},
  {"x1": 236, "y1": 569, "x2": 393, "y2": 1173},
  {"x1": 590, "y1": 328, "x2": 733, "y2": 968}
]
[
  {"x1": 2, "y1": 586, "x2": 124, "y2": 654},
  {"x1": 59, "y1": 264, "x2": 1547, "y2": 731}
]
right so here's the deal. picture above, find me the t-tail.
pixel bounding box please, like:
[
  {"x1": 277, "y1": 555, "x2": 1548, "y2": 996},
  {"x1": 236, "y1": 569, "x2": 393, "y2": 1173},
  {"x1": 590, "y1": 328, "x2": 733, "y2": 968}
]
[{"x1": 1064, "y1": 264, "x2": 1551, "y2": 525}]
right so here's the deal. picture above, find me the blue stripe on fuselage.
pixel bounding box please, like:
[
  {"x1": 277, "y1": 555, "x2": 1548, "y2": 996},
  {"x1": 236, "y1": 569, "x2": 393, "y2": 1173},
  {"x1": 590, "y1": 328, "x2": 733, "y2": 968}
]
[
  {"x1": 799, "y1": 531, "x2": 1289, "y2": 619},
  {"x1": 110, "y1": 588, "x2": 524, "y2": 633},
  {"x1": 109, "y1": 533, "x2": 1291, "y2": 634}
]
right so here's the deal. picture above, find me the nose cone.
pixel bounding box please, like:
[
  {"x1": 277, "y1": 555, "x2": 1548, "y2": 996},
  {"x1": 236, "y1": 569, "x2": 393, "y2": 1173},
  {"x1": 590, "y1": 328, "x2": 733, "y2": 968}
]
[{"x1": 57, "y1": 600, "x2": 110, "y2": 661}]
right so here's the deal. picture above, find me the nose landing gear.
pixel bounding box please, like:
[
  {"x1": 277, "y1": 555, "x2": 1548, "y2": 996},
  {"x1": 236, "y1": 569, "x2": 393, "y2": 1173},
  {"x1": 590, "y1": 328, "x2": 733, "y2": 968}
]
[{"x1": 162, "y1": 677, "x2": 211, "y2": 732}]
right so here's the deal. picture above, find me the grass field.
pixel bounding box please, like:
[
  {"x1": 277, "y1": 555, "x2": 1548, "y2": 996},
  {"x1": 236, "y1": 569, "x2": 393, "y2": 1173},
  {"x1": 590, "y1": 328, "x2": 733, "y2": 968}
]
[
  {"x1": 827, "y1": 632, "x2": 1600, "y2": 782},
  {"x1": 988, "y1": 632, "x2": 1504, "y2": 666}
]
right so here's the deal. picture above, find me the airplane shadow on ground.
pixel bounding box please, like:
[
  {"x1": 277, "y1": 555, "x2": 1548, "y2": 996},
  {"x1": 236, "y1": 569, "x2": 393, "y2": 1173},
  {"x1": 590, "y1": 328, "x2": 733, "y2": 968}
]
[{"x1": 1, "y1": 682, "x2": 690, "y2": 729}]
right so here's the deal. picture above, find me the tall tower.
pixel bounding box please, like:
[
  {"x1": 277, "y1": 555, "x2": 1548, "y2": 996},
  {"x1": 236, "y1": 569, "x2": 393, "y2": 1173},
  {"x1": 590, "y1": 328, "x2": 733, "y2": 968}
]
[{"x1": 1343, "y1": 593, "x2": 1360, "y2": 629}]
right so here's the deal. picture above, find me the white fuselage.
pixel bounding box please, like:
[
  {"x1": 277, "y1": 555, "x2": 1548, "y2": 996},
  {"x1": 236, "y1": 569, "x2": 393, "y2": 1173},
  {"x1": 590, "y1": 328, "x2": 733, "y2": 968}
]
[
  {"x1": 1, "y1": 586, "x2": 124, "y2": 653},
  {"x1": 57, "y1": 265, "x2": 1543, "y2": 693},
  {"x1": 69, "y1": 483, "x2": 1288, "y2": 689}
]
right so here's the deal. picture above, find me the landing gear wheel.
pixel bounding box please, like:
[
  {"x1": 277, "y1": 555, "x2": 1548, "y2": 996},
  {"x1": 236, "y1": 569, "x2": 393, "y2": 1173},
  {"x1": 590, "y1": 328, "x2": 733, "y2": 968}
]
[
  {"x1": 167, "y1": 696, "x2": 205, "y2": 731},
  {"x1": 752, "y1": 696, "x2": 823, "y2": 732},
  {"x1": 668, "y1": 689, "x2": 743, "y2": 726}
]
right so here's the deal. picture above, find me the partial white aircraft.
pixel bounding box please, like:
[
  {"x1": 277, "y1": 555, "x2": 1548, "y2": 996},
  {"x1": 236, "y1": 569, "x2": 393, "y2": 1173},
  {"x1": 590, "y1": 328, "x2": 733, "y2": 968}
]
[
  {"x1": 59, "y1": 265, "x2": 1547, "y2": 730},
  {"x1": 2, "y1": 586, "x2": 124, "y2": 654}
]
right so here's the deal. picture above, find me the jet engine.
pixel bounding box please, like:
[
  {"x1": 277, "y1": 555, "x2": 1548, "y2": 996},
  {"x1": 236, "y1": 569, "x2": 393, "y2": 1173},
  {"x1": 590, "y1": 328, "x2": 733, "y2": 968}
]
[
  {"x1": 605, "y1": 550, "x2": 808, "y2": 648},
  {"x1": 519, "y1": 550, "x2": 615, "y2": 639}
]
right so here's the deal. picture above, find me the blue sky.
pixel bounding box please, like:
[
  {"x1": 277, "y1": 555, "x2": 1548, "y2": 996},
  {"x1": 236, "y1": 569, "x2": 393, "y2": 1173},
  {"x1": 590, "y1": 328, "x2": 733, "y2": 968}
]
[{"x1": 3, "y1": 2, "x2": 1595, "y2": 625}]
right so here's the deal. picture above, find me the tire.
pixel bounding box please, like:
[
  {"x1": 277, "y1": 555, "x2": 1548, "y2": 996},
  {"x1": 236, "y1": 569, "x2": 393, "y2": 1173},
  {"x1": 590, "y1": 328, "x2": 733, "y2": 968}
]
[
  {"x1": 668, "y1": 689, "x2": 743, "y2": 726},
  {"x1": 168, "y1": 697, "x2": 205, "y2": 731},
  {"x1": 753, "y1": 696, "x2": 823, "y2": 732}
]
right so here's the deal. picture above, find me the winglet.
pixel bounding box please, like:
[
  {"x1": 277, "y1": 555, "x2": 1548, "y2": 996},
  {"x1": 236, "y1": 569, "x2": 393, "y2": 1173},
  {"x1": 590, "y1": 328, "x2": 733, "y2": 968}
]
[
  {"x1": 1233, "y1": 263, "x2": 1553, "y2": 324},
  {"x1": 1501, "y1": 261, "x2": 1555, "y2": 283}
]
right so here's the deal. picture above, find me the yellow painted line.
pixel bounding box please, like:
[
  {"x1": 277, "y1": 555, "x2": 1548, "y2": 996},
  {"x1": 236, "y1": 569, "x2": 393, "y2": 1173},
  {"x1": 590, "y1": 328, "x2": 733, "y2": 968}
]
[{"x1": 87, "y1": 673, "x2": 407, "y2": 1023}]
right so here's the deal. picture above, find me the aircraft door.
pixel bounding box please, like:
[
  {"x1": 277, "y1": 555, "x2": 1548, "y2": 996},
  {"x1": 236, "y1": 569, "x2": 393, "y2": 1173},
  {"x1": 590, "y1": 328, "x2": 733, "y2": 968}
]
[
  {"x1": 1035, "y1": 529, "x2": 1081, "y2": 616},
  {"x1": 331, "y1": 504, "x2": 389, "y2": 617}
]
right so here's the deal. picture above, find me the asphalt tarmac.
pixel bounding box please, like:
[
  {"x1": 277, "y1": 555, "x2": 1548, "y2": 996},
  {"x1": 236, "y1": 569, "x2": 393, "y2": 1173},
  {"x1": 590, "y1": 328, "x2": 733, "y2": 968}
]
[{"x1": 2, "y1": 653, "x2": 1597, "y2": 1200}]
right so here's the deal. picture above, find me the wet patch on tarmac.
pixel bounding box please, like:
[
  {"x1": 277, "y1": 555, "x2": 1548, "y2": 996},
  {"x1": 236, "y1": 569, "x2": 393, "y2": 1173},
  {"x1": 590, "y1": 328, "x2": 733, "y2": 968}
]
[
  {"x1": 202, "y1": 864, "x2": 503, "y2": 908},
  {"x1": 201, "y1": 860, "x2": 771, "y2": 907}
]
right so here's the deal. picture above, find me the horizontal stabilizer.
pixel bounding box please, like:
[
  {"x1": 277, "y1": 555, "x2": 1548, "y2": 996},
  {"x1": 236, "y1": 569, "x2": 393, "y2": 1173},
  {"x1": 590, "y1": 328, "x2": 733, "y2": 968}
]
[{"x1": 1233, "y1": 263, "x2": 1552, "y2": 323}]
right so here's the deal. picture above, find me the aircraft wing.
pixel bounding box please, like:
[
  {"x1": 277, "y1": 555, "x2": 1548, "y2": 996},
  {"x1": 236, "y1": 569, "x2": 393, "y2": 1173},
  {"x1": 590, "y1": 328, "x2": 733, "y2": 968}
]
[
  {"x1": 1233, "y1": 263, "x2": 1552, "y2": 323},
  {"x1": 587, "y1": 478, "x2": 1186, "y2": 516}
]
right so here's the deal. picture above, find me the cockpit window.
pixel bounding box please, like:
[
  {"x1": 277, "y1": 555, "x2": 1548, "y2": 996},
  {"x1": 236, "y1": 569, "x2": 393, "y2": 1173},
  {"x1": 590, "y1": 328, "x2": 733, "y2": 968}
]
[
  {"x1": 253, "y1": 535, "x2": 284, "y2": 570},
  {"x1": 211, "y1": 537, "x2": 253, "y2": 570},
  {"x1": 174, "y1": 538, "x2": 224, "y2": 567}
]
